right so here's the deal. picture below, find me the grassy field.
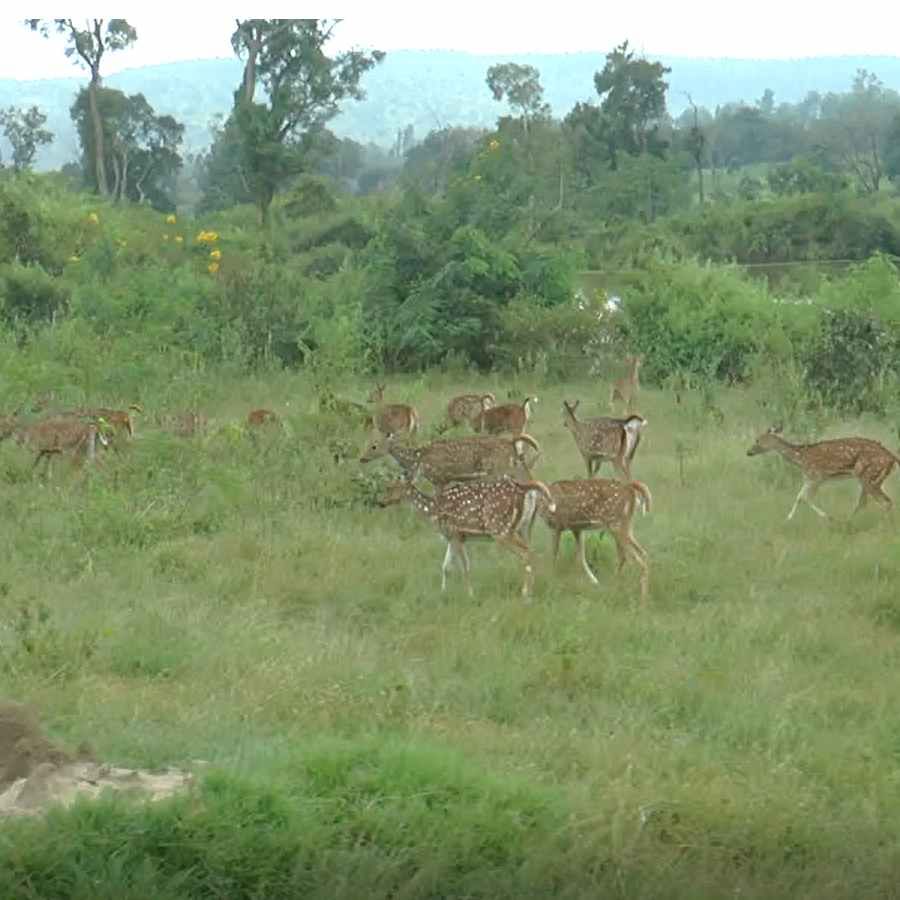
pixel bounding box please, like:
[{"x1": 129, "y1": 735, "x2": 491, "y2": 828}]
[{"x1": 2, "y1": 369, "x2": 900, "y2": 898}]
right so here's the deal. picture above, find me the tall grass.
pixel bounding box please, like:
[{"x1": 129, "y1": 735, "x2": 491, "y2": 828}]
[{"x1": 2, "y1": 366, "x2": 900, "y2": 898}]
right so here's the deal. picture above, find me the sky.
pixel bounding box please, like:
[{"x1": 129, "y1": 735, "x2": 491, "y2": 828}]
[{"x1": 2, "y1": 5, "x2": 900, "y2": 81}]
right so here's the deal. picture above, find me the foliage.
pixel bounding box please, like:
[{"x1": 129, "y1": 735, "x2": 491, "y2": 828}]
[
  {"x1": 0, "y1": 105, "x2": 53, "y2": 172},
  {"x1": 486, "y1": 63, "x2": 551, "y2": 130}
]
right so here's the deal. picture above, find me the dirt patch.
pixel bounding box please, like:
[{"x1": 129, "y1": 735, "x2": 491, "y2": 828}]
[{"x1": 0, "y1": 700, "x2": 193, "y2": 818}]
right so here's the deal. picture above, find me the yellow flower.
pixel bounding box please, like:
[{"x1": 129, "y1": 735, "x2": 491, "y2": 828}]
[
  {"x1": 209, "y1": 248, "x2": 222, "y2": 260},
  {"x1": 196, "y1": 230, "x2": 219, "y2": 244},
  {"x1": 174, "y1": 235, "x2": 183, "y2": 244},
  {"x1": 208, "y1": 261, "x2": 220, "y2": 274},
  {"x1": 166, "y1": 214, "x2": 177, "y2": 224},
  {"x1": 87, "y1": 212, "x2": 99, "y2": 225},
  {"x1": 162, "y1": 234, "x2": 169, "y2": 241},
  {"x1": 488, "y1": 139, "x2": 500, "y2": 151}
]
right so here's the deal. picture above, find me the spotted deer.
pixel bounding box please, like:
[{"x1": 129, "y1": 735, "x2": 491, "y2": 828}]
[
  {"x1": 60, "y1": 404, "x2": 143, "y2": 440},
  {"x1": 160, "y1": 411, "x2": 208, "y2": 438},
  {"x1": 747, "y1": 425, "x2": 900, "y2": 520},
  {"x1": 247, "y1": 408, "x2": 280, "y2": 427},
  {"x1": 368, "y1": 384, "x2": 419, "y2": 436},
  {"x1": 379, "y1": 476, "x2": 556, "y2": 597},
  {"x1": 447, "y1": 392, "x2": 495, "y2": 427},
  {"x1": 562, "y1": 400, "x2": 646, "y2": 480},
  {"x1": 609, "y1": 355, "x2": 642, "y2": 412},
  {"x1": 530, "y1": 478, "x2": 651, "y2": 601},
  {"x1": 1, "y1": 416, "x2": 109, "y2": 474},
  {"x1": 471, "y1": 396, "x2": 538, "y2": 435},
  {"x1": 360, "y1": 432, "x2": 540, "y2": 486}
]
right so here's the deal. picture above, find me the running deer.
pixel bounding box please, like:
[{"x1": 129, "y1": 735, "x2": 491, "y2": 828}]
[
  {"x1": 447, "y1": 392, "x2": 495, "y2": 427},
  {"x1": 531, "y1": 478, "x2": 651, "y2": 601},
  {"x1": 360, "y1": 432, "x2": 540, "y2": 486},
  {"x1": 471, "y1": 396, "x2": 538, "y2": 435},
  {"x1": 747, "y1": 425, "x2": 900, "y2": 520},
  {"x1": 562, "y1": 400, "x2": 646, "y2": 480},
  {"x1": 379, "y1": 476, "x2": 556, "y2": 597},
  {"x1": 610, "y1": 355, "x2": 642, "y2": 412},
  {"x1": 368, "y1": 384, "x2": 420, "y2": 436},
  {"x1": 2, "y1": 416, "x2": 109, "y2": 474}
]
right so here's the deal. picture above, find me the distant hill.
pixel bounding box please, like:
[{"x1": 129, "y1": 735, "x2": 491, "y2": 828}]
[{"x1": 3, "y1": 50, "x2": 900, "y2": 171}]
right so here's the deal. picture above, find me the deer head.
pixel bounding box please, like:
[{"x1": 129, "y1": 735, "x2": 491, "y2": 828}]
[{"x1": 747, "y1": 425, "x2": 784, "y2": 456}]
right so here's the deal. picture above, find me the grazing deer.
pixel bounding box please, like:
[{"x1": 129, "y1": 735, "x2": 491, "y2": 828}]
[
  {"x1": 368, "y1": 383, "x2": 419, "y2": 436},
  {"x1": 2, "y1": 416, "x2": 109, "y2": 474},
  {"x1": 447, "y1": 392, "x2": 496, "y2": 427},
  {"x1": 532, "y1": 478, "x2": 651, "y2": 601},
  {"x1": 747, "y1": 425, "x2": 900, "y2": 521},
  {"x1": 360, "y1": 432, "x2": 540, "y2": 486},
  {"x1": 379, "y1": 476, "x2": 556, "y2": 597},
  {"x1": 60, "y1": 404, "x2": 143, "y2": 440},
  {"x1": 247, "y1": 408, "x2": 280, "y2": 427},
  {"x1": 610, "y1": 355, "x2": 642, "y2": 412},
  {"x1": 471, "y1": 396, "x2": 538, "y2": 435},
  {"x1": 160, "y1": 411, "x2": 208, "y2": 438},
  {"x1": 562, "y1": 400, "x2": 646, "y2": 480}
]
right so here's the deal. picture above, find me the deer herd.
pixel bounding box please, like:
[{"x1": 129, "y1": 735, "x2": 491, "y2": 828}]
[{"x1": 2, "y1": 350, "x2": 898, "y2": 603}]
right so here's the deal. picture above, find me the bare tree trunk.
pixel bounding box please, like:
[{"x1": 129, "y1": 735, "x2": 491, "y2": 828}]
[{"x1": 88, "y1": 73, "x2": 109, "y2": 196}]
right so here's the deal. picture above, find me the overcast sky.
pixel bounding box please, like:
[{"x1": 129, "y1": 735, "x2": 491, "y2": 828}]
[{"x1": 2, "y1": 5, "x2": 900, "y2": 81}]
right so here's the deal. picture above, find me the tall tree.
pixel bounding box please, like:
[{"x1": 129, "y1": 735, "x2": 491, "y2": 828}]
[
  {"x1": 25, "y1": 19, "x2": 137, "y2": 196},
  {"x1": 682, "y1": 94, "x2": 707, "y2": 205},
  {"x1": 0, "y1": 106, "x2": 53, "y2": 171},
  {"x1": 229, "y1": 18, "x2": 384, "y2": 225},
  {"x1": 486, "y1": 63, "x2": 550, "y2": 135},
  {"x1": 593, "y1": 41, "x2": 670, "y2": 166}
]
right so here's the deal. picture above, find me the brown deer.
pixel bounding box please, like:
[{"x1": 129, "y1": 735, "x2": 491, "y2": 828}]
[
  {"x1": 368, "y1": 384, "x2": 419, "y2": 436},
  {"x1": 747, "y1": 425, "x2": 900, "y2": 520},
  {"x1": 247, "y1": 408, "x2": 280, "y2": 427},
  {"x1": 447, "y1": 392, "x2": 495, "y2": 427},
  {"x1": 471, "y1": 396, "x2": 538, "y2": 435},
  {"x1": 159, "y1": 411, "x2": 208, "y2": 438},
  {"x1": 60, "y1": 404, "x2": 143, "y2": 440},
  {"x1": 2, "y1": 417, "x2": 109, "y2": 474},
  {"x1": 379, "y1": 476, "x2": 556, "y2": 597},
  {"x1": 360, "y1": 432, "x2": 540, "y2": 486},
  {"x1": 609, "y1": 355, "x2": 642, "y2": 412},
  {"x1": 531, "y1": 478, "x2": 651, "y2": 601},
  {"x1": 562, "y1": 400, "x2": 646, "y2": 480}
]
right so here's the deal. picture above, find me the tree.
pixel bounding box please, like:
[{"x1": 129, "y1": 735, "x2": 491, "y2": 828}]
[
  {"x1": 71, "y1": 88, "x2": 184, "y2": 209},
  {"x1": 681, "y1": 94, "x2": 707, "y2": 205},
  {"x1": 25, "y1": 19, "x2": 137, "y2": 196},
  {"x1": 593, "y1": 41, "x2": 671, "y2": 166},
  {"x1": 229, "y1": 18, "x2": 384, "y2": 225},
  {"x1": 0, "y1": 106, "x2": 53, "y2": 171},
  {"x1": 486, "y1": 63, "x2": 550, "y2": 134}
]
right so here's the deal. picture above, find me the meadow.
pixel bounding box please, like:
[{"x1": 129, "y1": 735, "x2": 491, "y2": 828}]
[{"x1": 2, "y1": 363, "x2": 900, "y2": 898}]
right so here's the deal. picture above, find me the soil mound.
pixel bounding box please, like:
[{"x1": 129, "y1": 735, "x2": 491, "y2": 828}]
[{"x1": 0, "y1": 700, "x2": 193, "y2": 818}]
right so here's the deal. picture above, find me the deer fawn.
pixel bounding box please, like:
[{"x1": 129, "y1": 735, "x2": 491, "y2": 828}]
[
  {"x1": 368, "y1": 384, "x2": 419, "y2": 436},
  {"x1": 360, "y1": 432, "x2": 540, "y2": 485},
  {"x1": 247, "y1": 408, "x2": 280, "y2": 427},
  {"x1": 471, "y1": 396, "x2": 538, "y2": 435},
  {"x1": 2, "y1": 417, "x2": 109, "y2": 474},
  {"x1": 447, "y1": 392, "x2": 495, "y2": 427},
  {"x1": 379, "y1": 476, "x2": 556, "y2": 597},
  {"x1": 610, "y1": 355, "x2": 642, "y2": 412},
  {"x1": 531, "y1": 478, "x2": 651, "y2": 601},
  {"x1": 562, "y1": 400, "x2": 646, "y2": 480},
  {"x1": 747, "y1": 425, "x2": 900, "y2": 520}
]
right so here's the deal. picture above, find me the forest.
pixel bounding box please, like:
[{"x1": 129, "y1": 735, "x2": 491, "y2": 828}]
[{"x1": 1, "y1": 17, "x2": 900, "y2": 900}]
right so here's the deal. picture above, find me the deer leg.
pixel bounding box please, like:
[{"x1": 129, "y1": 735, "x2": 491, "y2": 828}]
[
  {"x1": 551, "y1": 527, "x2": 562, "y2": 563},
  {"x1": 494, "y1": 533, "x2": 534, "y2": 598},
  {"x1": 456, "y1": 540, "x2": 474, "y2": 596},
  {"x1": 440, "y1": 541, "x2": 455, "y2": 591},
  {"x1": 788, "y1": 479, "x2": 826, "y2": 520},
  {"x1": 613, "y1": 456, "x2": 630, "y2": 481},
  {"x1": 576, "y1": 530, "x2": 600, "y2": 585}
]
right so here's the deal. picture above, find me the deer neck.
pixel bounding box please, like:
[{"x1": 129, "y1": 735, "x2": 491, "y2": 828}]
[
  {"x1": 388, "y1": 442, "x2": 421, "y2": 476},
  {"x1": 405, "y1": 483, "x2": 435, "y2": 520},
  {"x1": 771, "y1": 435, "x2": 804, "y2": 464}
]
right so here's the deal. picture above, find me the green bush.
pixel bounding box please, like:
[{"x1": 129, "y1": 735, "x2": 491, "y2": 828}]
[{"x1": 0, "y1": 261, "x2": 70, "y2": 325}]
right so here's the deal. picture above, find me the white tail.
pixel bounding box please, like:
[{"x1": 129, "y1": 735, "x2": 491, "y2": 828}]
[
  {"x1": 748, "y1": 424, "x2": 900, "y2": 520},
  {"x1": 471, "y1": 396, "x2": 538, "y2": 435}
]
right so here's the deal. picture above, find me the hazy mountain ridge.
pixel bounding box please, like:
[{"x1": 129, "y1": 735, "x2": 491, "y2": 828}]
[{"x1": 3, "y1": 50, "x2": 900, "y2": 171}]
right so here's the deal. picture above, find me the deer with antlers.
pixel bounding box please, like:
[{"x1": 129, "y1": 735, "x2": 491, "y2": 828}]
[
  {"x1": 562, "y1": 400, "x2": 646, "y2": 480},
  {"x1": 747, "y1": 425, "x2": 900, "y2": 520},
  {"x1": 1, "y1": 416, "x2": 109, "y2": 474},
  {"x1": 471, "y1": 396, "x2": 538, "y2": 435},
  {"x1": 609, "y1": 355, "x2": 643, "y2": 412},
  {"x1": 530, "y1": 478, "x2": 651, "y2": 601},
  {"x1": 368, "y1": 383, "x2": 420, "y2": 436},
  {"x1": 360, "y1": 432, "x2": 540, "y2": 486},
  {"x1": 447, "y1": 392, "x2": 496, "y2": 427},
  {"x1": 379, "y1": 476, "x2": 556, "y2": 597}
]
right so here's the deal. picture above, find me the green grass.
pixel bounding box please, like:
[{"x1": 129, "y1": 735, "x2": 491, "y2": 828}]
[{"x1": 2, "y1": 370, "x2": 900, "y2": 898}]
